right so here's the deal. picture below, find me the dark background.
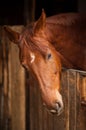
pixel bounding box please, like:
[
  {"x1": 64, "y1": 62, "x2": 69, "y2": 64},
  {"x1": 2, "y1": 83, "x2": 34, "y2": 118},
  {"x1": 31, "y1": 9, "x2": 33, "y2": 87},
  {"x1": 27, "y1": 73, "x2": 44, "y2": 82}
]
[{"x1": 0, "y1": 0, "x2": 83, "y2": 25}]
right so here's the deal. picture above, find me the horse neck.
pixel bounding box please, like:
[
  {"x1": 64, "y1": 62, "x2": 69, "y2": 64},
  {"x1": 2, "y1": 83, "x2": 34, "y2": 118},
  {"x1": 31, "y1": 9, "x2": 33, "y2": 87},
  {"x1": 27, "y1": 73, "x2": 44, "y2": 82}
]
[
  {"x1": 44, "y1": 23, "x2": 74, "y2": 68},
  {"x1": 44, "y1": 22, "x2": 86, "y2": 70},
  {"x1": 45, "y1": 22, "x2": 60, "y2": 44},
  {"x1": 44, "y1": 22, "x2": 69, "y2": 51}
]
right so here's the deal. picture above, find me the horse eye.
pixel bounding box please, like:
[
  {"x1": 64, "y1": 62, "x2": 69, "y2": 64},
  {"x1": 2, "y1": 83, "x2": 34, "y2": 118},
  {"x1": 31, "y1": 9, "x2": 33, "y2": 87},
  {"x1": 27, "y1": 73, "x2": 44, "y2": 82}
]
[{"x1": 47, "y1": 53, "x2": 52, "y2": 60}]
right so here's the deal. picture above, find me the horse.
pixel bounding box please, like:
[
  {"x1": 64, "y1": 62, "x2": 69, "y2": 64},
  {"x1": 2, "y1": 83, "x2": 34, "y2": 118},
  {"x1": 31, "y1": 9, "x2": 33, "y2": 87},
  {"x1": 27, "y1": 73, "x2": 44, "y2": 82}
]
[{"x1": 4, "y1": 10, "x2": 86, "y2": 116}]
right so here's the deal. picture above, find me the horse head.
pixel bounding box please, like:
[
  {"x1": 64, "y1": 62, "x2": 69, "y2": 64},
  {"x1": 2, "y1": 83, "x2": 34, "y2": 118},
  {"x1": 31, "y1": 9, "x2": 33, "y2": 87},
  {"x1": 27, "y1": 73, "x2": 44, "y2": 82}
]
[{"x1": 4, "y1": 10, "x2": 63, "y2": 115}]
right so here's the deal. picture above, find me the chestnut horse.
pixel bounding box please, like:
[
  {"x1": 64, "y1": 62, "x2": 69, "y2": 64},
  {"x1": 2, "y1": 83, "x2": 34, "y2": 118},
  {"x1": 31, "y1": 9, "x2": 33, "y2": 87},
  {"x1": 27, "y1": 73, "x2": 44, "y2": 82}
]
[{"x1": 4, "y1": 10, "x2": 86, "y2": 115}]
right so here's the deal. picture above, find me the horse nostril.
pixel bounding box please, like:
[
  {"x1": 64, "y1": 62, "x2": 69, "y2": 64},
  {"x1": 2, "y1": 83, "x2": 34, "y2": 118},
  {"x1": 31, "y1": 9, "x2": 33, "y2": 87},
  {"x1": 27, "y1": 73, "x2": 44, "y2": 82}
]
[
  {"x1": 55, "y1": 102, "x2": 63, "y2": 115},
  {"x1": 55, "y1": 102, "x2": 61, "y2": 110}
]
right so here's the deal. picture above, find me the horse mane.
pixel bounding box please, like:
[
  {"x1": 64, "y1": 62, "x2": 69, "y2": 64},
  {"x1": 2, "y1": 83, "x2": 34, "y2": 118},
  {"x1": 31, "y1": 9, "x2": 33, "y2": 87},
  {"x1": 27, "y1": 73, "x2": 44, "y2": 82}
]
[{"x1": 46, "y1": 13, "x2": 86, "y2": 26}]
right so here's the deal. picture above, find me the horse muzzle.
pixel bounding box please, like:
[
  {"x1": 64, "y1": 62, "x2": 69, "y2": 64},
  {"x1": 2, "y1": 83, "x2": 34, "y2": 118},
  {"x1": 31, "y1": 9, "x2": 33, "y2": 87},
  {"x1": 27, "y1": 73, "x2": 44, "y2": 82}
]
[
  {"x1": 43, "y1": 92, "x2": 64, "y2": 116},
  {"x1": 50, "y1": 101, "x2": 64, "y2": 116}
]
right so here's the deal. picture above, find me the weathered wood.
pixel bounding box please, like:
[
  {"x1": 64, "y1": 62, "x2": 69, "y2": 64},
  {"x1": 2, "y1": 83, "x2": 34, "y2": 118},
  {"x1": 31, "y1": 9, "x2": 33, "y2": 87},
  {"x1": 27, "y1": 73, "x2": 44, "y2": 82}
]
[
  {"x1": 0, "y1": 26, "x2": 4, "y2": 129},
  {"x1": 76, "y1": 73, "x2": 86, "y2": 130},
  {"x1": 8, "y1": 26, "x2": 25, "y2": 130},
  {"x1": 0, "y1": 27, "x2": 11, "y2": 130},
  {"x1": 29, "y1": 69, "x2": 86, "y2": 130},
  {"x1": 61, "y1": 70, "x2": 69, "y2": 130},
  {"x1": 68, "y1": 71, "x2": 77, "y2": 130},
  {"x1": 0, "y1": 26, "x2": 25, "y2": 130},
  {"x1": 80, "y1": 76, "x2": 86, "y2": 105}
]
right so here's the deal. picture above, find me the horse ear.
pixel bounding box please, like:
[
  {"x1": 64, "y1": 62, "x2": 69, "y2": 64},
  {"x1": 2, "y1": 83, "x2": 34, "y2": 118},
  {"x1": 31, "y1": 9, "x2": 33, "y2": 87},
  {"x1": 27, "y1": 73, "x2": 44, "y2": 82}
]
[
  {"x1": 34, "y1": 9, "x2": 46, "y2": 35},
  {"x1": 4, "y1": 26, "x2": 20, "y2": 44}
]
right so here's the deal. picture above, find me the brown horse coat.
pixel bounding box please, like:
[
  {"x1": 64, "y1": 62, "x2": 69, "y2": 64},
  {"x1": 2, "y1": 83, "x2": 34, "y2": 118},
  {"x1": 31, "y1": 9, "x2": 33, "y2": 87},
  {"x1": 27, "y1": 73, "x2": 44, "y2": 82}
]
[{"x1": 45, "y1": 13, "x2": 86, "y2": 70}]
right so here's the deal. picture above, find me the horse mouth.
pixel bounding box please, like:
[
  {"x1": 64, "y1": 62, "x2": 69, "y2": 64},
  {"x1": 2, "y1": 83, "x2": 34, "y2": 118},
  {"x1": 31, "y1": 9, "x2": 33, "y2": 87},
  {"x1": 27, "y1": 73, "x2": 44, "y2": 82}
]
[
  {"x1": 43, "y1": 101, "x2": 64, "y2": 116},
  {"x1": 50, "y1": 109, "x2": 63, "y2": 116},
  {"x1": 50, "y1": 102, "x2": 64, "y2": 116}
]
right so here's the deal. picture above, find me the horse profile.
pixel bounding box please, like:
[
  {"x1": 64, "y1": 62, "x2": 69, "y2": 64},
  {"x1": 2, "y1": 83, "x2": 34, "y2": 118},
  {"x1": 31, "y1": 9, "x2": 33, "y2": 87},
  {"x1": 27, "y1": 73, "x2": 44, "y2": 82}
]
[{"x1": 4, "y1": 10, "x2": 86, "y2": 116}]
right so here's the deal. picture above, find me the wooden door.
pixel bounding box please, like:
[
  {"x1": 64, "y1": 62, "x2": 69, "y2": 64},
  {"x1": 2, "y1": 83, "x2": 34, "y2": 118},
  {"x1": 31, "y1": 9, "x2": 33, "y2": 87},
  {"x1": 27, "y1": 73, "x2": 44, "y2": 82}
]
[{"x1": 29, "y1": 69, "x2": 86, "y2": 130}]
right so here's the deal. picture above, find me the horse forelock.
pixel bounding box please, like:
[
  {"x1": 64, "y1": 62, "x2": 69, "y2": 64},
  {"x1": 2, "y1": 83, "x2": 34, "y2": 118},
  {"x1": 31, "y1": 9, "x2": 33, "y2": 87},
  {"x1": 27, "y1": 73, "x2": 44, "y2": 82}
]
[{"x1": 20, "y1": 25, "x2": 50, "y2": 56}]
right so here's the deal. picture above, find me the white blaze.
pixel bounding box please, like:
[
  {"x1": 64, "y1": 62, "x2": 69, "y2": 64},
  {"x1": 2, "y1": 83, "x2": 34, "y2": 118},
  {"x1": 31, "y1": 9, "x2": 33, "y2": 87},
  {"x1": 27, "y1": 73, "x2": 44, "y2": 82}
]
[{"x1": 30, "y1": 53, "x2": 35, "y2": 63}]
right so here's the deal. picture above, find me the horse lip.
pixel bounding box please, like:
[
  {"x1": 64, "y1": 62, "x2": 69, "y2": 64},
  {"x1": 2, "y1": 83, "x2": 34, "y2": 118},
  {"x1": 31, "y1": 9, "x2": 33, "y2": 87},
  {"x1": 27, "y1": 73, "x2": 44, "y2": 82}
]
[
  {"x1": 43, "y1": 100, "x2": 64, "y2": 116},
  {"x1": 50, "y1": 108, "x2": 62, "y2": 116},
  {"x1": 48, "y1": 102, "x2": 64, "y2": 116},
  {"x1": 50, "y1": 109, "x2": 57, "y2": 113}
]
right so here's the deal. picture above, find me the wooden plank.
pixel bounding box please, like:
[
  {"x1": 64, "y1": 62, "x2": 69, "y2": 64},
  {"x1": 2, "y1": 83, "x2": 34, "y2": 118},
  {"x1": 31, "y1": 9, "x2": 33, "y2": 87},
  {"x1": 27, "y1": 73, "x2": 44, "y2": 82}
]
[
  {"x1": 68, "y1": 71, "x2": 77, "y2": 130},
  {"x1": 76, "y1": 73, "x2": 82, "y2": 130},
  {"x1": 37, "y1": 83, "x2": 43, "y2": 130},
  {"x1": 29, "y1": 75, "x2": 34, "y2": 130},
  {"x1": 61, "y1": 69, "x2": 70, "y2": 130},
  {"x1": 0, "y1": 27, "x2": 3, "y2": 130},
  {"x1": 80, "y1": 76, "x2": 86, "y2": 105},
  {"x1": 0, "y1": 27, "x2": 2, "y2": 84},
  {"x1": 29, "y1": 74, "x2": 40, "y2": 130},
  {"x1": 0, "y1": 28, "x2": 10, "y2": 130},
  {"x1": 3, "y1": 26, "x2": 25, "y2": 130},
  {"x1": 42, "y1": 107, "x2": 50, "y2": 130},
  {"x1": 25, "y1": 71, "x2": 30, "y2": 130},
  {"x1": 77, "y1": 74, "x2": 86, "y2": 130}
]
